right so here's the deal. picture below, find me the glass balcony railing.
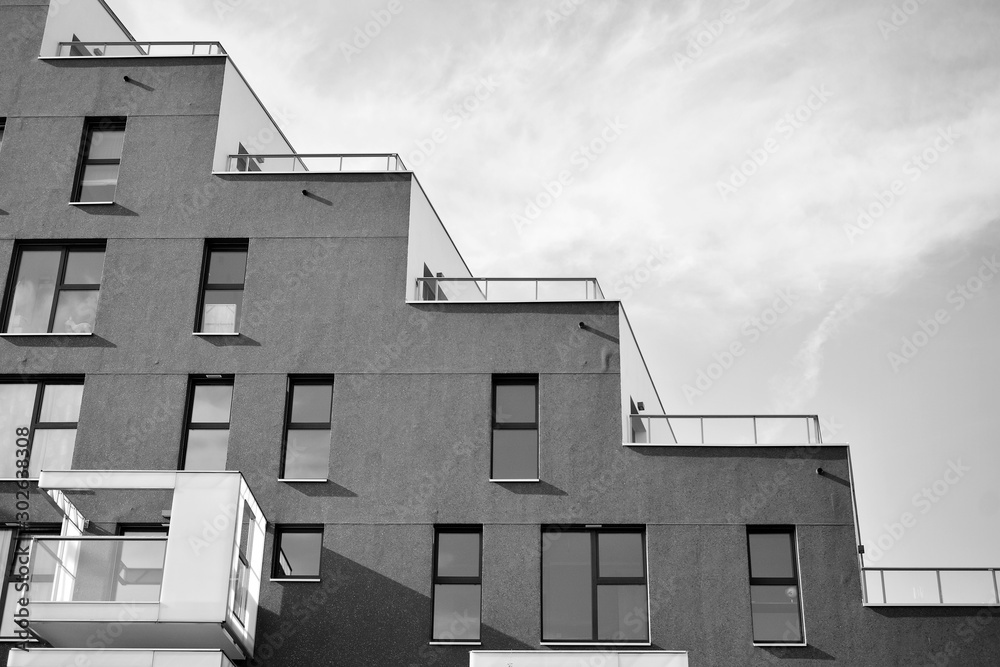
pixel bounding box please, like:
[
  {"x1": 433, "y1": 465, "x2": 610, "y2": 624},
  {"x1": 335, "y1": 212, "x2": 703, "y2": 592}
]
[
  {"x1": 863, "y1": 568, "x2": 1000, "y2": 606},
  {"x1": 29, "y1": 537, "x2": 166, "y2": 603},
  {"x1": 224, "y1": 153, "x2": 407, "y2": 173},
  {"x1": 629, "y1": 415, "x2": 822, "y2": 445},
  {"x1": 56, "y1": 41, "x2": 226, "y2": 57},
  {"x1": 414, "y1": 277, "x2": 605, "y2": 302}
]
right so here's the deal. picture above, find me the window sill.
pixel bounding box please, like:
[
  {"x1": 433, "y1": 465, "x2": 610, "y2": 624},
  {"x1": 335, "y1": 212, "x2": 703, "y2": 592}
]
[
  {"x1": 540, "y1": 642, "x2": 652, "y2": 647},
  {"x1": 490, "y1": 478, "x2": 541, "y2": 483},
  {"x1": 193, "y1": 332, "x2": 241, "y2": 336},
  {"x1": 429, "y1": 641, "x2": 482, "y2": 646},
  {"x1": 279, "y1": 478, "x2": 328, "y2": 483},
  {"x1": 269, "y1": 577, "x2": 321, "y2": 583},
  {"x1": 1, "y1": 332, "x2": 93, "y2": 337},
  {"x1": 69, "y1": 201, "x2": 115, "y2": 206},
  {"x1": 754, "y1": 642, "x2": 808, "y2": 647}
]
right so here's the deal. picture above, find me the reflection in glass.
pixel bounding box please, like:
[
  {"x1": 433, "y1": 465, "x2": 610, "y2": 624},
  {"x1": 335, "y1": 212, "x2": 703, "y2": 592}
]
[
  {"x1": 597, "y1": 584, "x2": 648, "y2": 641},
  {"x1": 433, "y1": 584, "x2": 481, "y2": 640},
  {"x1": 284, "y1": 430, "x2": 331, "y2": 479},
  {"x1": 191, "y1": 385, "x2": 233, "y2": 422},
  {"x1": 748, "y1": 532, "x2": 794, "y2": 579},
  {"x1": 183, "y1": 430, "x2": 229, "y2": 470},
  {"x1": 39, "y1": 385, "x2": 84, "y2": 422},
  {"x1": 88, "y1": 129, "x2": 125, "y2": 160},
  {"x1": 207, "y1": 251, "x2": 247, "y2": 285},
  {"x1": 115, "y1": 537, "x2": 166, "y2": 602},
  {"x1": 64, "y1": 251, "x2": 105, "y2": 284},
  {"x1": 542, "y1": 532, "x2": 592, "y2": 641},
  {"x1": 750, "y1": 585, "x2": 802, "y2": 642},
  {"x1": 0, "y1": 385, "x2": 38, "y2": 478},
  {"x1": 437, "y1": 532, "x2": 480, "y2": 578},
  {"x1": 78, "y1": 163, "x2": 120, "y2": 202},
  {"x1": 276, "y1": 530, "x2": 322, "y2": 577},
  {"x1": 491, "y1": 429, "x2": 538, "y2": 479},
  {"x1": 598, "y1": 532, "x2": 644, "y2": 578},
  {"x1": 53, "y1": 290, "x2": 99, "y2": 333},
  {"x1": 495, "y1": 384, "x2": 536, "y2": 423},
  {"x1": 27, "y1": 429, "x2": 77, "y2": 478},
  {"x1": 7, "y1": 250, "x2": 60, "y2": 333},
  {"x1": 291, "y1": 384, "x2": 333, "y2": 423}
]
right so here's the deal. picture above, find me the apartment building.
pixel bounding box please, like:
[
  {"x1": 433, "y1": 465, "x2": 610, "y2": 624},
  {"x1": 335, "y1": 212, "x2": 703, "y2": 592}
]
[{"x1": 1, "y1": 1, "x2": 998, "y2": 665}]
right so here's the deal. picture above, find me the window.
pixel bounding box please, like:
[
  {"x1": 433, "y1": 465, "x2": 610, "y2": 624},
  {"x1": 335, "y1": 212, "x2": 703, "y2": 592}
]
[
  {"x1": 0, "y1": 378, "x2": 84, "y2": 479},
  {"x1": 2, "y1": 243, "x2": 106, "y2": 334},
  {"x1": 0, "y1": 526, "x2": 60, "y2": 641},
  {"x1": 280, "y1": 377, "x2": 334, "y2": 480},
  {"x1": 72, "y1": 117, "x2": 126, "y2": 203},
  {"x1": 0, "y1": 119, "x2": 5, "y2": 154},
  {"x1": 272, "y1": 525, "x2": 322, "y2": 580},
  {"x1": 180, "y1": 376, "x2": 233, "y2": 470},
  {"x1": 196, "y1": 241, "x2": 248, "y2": 334},
  {"x1": 432, "y1": 526, "x2": 482, "y2": 642},
  {"x1": 746, "y1": 527, "x2": 805, "y2": 644},
  {"x1": 233, "y1": 503, "x2": 255, "y2": 623},
  {"x1": 114, "y1": 526, "x2": 168, "y2": 602},
  {"x1": 491, "y1": 375, "x2": 538, "y2": 480},
  {"x1": 541, "y1": 526, "x2": 648, "y2": 643}
]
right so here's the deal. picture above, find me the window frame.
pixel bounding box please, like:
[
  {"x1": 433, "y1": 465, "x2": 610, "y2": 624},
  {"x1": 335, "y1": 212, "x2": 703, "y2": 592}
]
[
  {"x1": 195, "y1": 240, "x2": 249, "y2": 334},
  {"x1": 0, "y1": 118, "x2": 6, "y2": 155},
  {"x1": 0, "y1": 524, "x2": 62, "y2": 641},
  {"x1": 540, "y1": 525, "x2": 649, "y2": 645},
  {"x1": 270, "y1": 524, "x2": 323, "y2": 582},
  {"x1": 178, "y1": 375, "x2": 234, "y2": 470},
  {"x1": 745, "y1": 525, "x2": 806, "y2": 646},
  {"x1": 1, "y1": 241, "x2": 107, "y2": 335},
  {"x1": 0, "y1": 375, "x2": 85, "y2": 481},
  {"x1": 279, "y1": 375, "x2": 335, "y2": 482},
  {"x1": 71, "y1": 117, "x2": 127, "y2": 204},
  {"x1": 430, "y1": 525, "x2": 483, "y2": 644},
  {"x1": 490, "y1": 374, "x2": 540, "y2": 482}
]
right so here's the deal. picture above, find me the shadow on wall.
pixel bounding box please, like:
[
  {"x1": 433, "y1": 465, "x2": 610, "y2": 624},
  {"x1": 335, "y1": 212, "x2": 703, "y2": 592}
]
[{"x1": 252, "y1": 548, "x2": 532, "y2": 666}]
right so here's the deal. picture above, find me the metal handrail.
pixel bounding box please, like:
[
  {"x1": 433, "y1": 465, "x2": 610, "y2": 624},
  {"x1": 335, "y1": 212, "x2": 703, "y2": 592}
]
[
  {"x1": 862, "y1": 567, "x2": 1000, "y2": 606},
  {"x1": 225, "y1": 153, "x2": 407, "y2": 173},
  {"x1": 628, "y1": 414, "x2": 822, "y2": 444},
  {"x1": 56, "y1": 41, "x2": 226, "y2": 57},
  {"x1": 414, "y1": 277, "x2": 605, "y2": 302}
]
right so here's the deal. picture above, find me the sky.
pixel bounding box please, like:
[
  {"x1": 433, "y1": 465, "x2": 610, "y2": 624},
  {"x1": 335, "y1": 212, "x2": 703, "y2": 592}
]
[{"x1": 106, "y1": 0, "x2": 1000, "y2": 568}]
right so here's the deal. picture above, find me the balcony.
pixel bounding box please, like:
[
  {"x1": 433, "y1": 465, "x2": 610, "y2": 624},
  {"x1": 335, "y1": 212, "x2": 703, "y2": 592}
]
[
  {"x1": 863, "y1": 568, "x2": 1000, "y2": 606},
  {"x1": 54, "y1": 41, "x2": 226, "y2": 57},
  {"x1": 7, "y1": 649, "x2": 236, "y2": 667},
  {"x1": 470, "y1": 652, "x2": 689, "y2": 666},
  {"x1": 223, "y1": 153, "x2": 407, "y2": 173},
  {"x1": 24, "y1": 471, "x2": 266, "y2": 661},
  {"x1": 627, "y1": 415, "x2": 822, "y2": 445},
  {"x1": 413, "y1": 277, "x2": 605, "y2": 302}
]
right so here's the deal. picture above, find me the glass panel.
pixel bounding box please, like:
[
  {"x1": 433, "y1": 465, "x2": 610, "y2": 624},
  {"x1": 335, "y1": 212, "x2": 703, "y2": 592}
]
[
  {"x1": 864, "y1": 570, "x2": 885, "y2": 604},
  {"x1": 0, "y1": 582, "x2": 24, "y2": 638},
  {"x1": 883, "y1": 570, "x2": 941, "y2": 604},
  {"x1": 284, "y1": 430, "x2": 332, "y2": 479},
  {"x1": 290, "y1": 384, "x2": 333, "y2": 423},
  {"x1": 201, "y1": 290, "x2": 242, "y2": 333},
  {"x1": 7, "y1": 250, "x2": 60, "y2": 333},
  {"x1": 756, "y1": 417, "x2": 811, "y2": 445},
  {"x1": 667, "y1": 417, "x2": 702, "y2": 444},
  {"x1": 433, "y1": 584, "x2": 481, "y2": 640},
  {"x1": 52, "y1": 290, "x2": 99, "y2": 333},
  {"x1": 207, "y1": 250, "x2": 248, "y2": 285},
  {"x1": 191, "y1": 384, "x2": 233, "y2": 423},
  {"x1": 748, "y1": 532, "x2": 795, "y2": 579},
  {"x1": 598, "y1": 532, "x2": 644, "y2": 578},
  {"x1": 0, "y1": 384, "x2": 37, "y2": 478},
  {"x1": 78, "y1": 162, "x2": 120, "y2": 202},
  {"x1": 63, "y1": 250, "x2": 105, "y2": 285},
  {"x1": 39, "y1": 385, "x2": 84, "y2": 422},
  {"x1": 27, "y1": 429, "x2": 76, "y2": 477},
  {"x1": 494, "y1": 383, "x2": 536, "y2": 423},
  {"x1": 597, "y1": 584, "x2": 648, "y2": 641},
  {"x1": 276, "y1": 530, "x2": 322, "y2": 577},
  {"x1": 702, "y1": 417, "x2": 755, "y2": 444},
  {"x1": 184, "y1": 429, "x2": 229, "y2": 470},
  {"x1": 940, "y1": 570, "x2": 997, "y2": 604},
  {"x1": 115, "y1": 539, "x2": 166, "y2": 601},
  {"x1": 542, "y1": 531, "x2": 592, "y2": 641},
  {"x1": 750, "y1": 585, "x2": 802, "y2": 642},
  {"x1": 87, "y1": 128, "x2": 124, "y2": 160},
  {"x1": 492, "y1": 429, "x2": 538, "y2": 479},
  {"x1": 437, "y1": 532, "x2": 480, "y2": 578}
]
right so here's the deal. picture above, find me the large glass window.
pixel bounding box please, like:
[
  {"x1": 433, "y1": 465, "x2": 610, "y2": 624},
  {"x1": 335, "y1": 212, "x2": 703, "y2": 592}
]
[
  {"x1": 196, "y1": 242, "x2": 248, "y2": 334},
  {"x1": 3, "y1": 244, "x2": 106, "y2": 334},
  {"x1": 0, "y1": 119, "x2": 5, "y2": 155},
  {"x1": 272, "y1": 525, "x2": 322, "y2": 580},
  {"x1": 432, "y1": 526, "x2": 482, "y2": 642},
  {"x1": 114, "y1": 526, "x2": 168, "y2": 603},
  {"x1": 746, "y1": 526, "x2": 805, "y2": 644},
  {"x1": 0, "y1": 526, "x2": 60, "y2": 640},
  {"x1": 491, "y1": 375, "x2": 538, "y2": 480},
  {"x1": 541, "y1": 526, "x2": 648, "y2": 643},
  {"x1": 0, "y1": 379, "x2": 84, "y2": 479},
  {"x1": 72, "y1": 118, "x2": 126, "y2": 203},
  {"x1": 180, "y1": 377, "x2": 233, "y2": 470},
  {"x1": 280, "y1": 377, "x2": 334, "y2": 480}
]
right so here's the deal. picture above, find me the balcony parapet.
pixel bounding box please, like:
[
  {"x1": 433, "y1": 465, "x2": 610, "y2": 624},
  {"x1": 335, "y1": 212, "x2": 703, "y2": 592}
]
[
  {"x1": 222, "y1": 153, "x2": 407, "y2": 174},
  {"x1": 51, "y1": 41, "x2": 226, "y2": 57},
  {"x1": 627, "y1": 414, "x2": 822, "y2": 446},
  {"x1": 412, "y1": 277, "x2": 605, "y2": 302},
  {"x1": 863, "y1": 568, "x2": 1000, "y2": 606}
]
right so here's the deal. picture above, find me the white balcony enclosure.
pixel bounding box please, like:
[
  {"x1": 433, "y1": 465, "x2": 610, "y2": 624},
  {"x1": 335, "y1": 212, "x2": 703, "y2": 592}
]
[
  {"x1": 25, "y1": 471, "x2": 266, "y2": 661},
  {"x1": 8, "y1": 649, "x2": 236, "y2": 667},
  {"x1": 470, "y1": 651, "x2": 689, "y2": 667}
]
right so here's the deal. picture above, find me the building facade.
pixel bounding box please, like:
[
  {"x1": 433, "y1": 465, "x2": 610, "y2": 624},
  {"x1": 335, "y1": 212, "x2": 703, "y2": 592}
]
[{"x1": 1, "y1": 1, "x2": 998, "y2": 665}]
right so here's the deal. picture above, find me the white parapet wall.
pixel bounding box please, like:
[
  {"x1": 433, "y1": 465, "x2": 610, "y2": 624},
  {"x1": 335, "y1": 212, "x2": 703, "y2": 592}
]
[{"x1": 470, "y1": 651, "x2": 689, "y2": 667}]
